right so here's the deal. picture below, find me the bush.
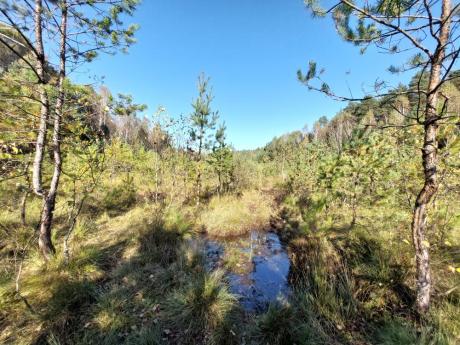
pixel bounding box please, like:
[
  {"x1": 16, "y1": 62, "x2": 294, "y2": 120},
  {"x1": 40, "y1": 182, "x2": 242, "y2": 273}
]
[{"x1": 102, "y1": 176, "x2": 137, "y2": 215}]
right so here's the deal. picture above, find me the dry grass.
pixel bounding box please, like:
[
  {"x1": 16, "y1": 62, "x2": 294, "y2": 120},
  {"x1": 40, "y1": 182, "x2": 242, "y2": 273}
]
[
  {"x1": 1, "y1": 184, "x2": 458, "y2": 344},
  {"x1": 199, "y1": 190, "x2": 274, "y2": 237},
  {"x1": 0, "y1": 204, "x2": 170, "y2": 344}
]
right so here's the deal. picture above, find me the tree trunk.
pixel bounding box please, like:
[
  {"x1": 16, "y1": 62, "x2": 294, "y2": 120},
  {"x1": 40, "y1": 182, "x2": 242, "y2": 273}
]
[
  {"x1": 32, "y1": 0, "x2": 49, "y2": 196},
  {"x1": 411, "y1": 0, "x2": 451, "y2": 313},
  {"x1": 411, "y1": 114, "x2": 437, "y2": 313},
  {"x1": 39, "y1": 1, "x2": 67, "y2": 259}
]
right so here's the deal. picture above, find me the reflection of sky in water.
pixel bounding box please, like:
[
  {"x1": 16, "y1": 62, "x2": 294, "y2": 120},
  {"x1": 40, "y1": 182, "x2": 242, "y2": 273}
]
[{"x1": 205, "y1": 231, "x2": 291, "y2": 312}]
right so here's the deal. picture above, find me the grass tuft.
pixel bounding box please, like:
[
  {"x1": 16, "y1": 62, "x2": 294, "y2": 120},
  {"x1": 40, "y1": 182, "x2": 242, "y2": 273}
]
[
  {"x1": 253, "y1": 303, "x2": 296, "y2": 345},
  {"x1": 199, "y1": 190, "x2": 274, "y2": 237},
  {"x1": 163, "y1": 270, "x2": 240, "y2": 344}
]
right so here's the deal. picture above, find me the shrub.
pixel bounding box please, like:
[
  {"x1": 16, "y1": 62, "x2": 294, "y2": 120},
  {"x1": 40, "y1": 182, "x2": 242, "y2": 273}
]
[{"x1": 102, "y1": 177, "x2": 137, "y2": 215}]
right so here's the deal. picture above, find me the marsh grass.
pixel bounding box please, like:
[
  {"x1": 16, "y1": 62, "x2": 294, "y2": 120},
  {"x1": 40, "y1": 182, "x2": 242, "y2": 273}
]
[
  {"x1": 281, "y1": 224, "x2": 460, "y2": 345},
  {"x1": 199, "y1": 190, "x2": 274, "y2": 237},
  {"x1": 102, "y1": 182, "x2": 137, "y2": 216},
  {"x1": 371, "y1": 317, "x2": 455, "y2": 345},
  {"x1": 1, "y1": 174, "x2": 458, "y2": 345},
  {"x1": 0, "y1": 200, "x2": 247, "y2": 345},
  {"x1": 221, "y1": 244, "x2": 252, "y2": 274},
  {"x1": 163, "y1": 270, "x2": 240, "y2": 345},
  {"x1": 252, "y1": 303, "x2": 298, "y2": 345}
]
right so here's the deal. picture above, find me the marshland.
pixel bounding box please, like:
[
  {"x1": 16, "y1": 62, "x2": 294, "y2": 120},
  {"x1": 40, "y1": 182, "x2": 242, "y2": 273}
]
[{"x1": 1, "y1": 0, "x2": 460, "y2": 344}]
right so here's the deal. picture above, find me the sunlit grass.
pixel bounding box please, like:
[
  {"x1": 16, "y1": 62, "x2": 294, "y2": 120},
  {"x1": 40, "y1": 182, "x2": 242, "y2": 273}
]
[
  {"x1": 0, "y1": 172, "x2": 458, "y2": 345},
  {"x1": 199, "y1": 190, "x2": 274, "y2": 237}
]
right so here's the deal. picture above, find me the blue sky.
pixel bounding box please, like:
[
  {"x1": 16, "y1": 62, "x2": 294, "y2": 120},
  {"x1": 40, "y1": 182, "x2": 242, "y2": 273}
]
[{"x1": 75, "y1": 0, "x2": 415, "y2": 150}]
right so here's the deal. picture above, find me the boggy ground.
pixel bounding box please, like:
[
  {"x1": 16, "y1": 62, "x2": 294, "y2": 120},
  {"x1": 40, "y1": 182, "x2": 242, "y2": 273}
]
[
  {"x1": 203, "y1": 230, "x2": 291, "y2": 312},
  {"x1": 0, "y1": 188, "x2": 459, "y2": 345}
]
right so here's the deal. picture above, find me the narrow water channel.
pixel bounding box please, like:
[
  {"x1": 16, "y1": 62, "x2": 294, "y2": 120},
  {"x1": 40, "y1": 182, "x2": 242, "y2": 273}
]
[{"x1": 204, "y1": 230, "x2": 291, "y2": 312}]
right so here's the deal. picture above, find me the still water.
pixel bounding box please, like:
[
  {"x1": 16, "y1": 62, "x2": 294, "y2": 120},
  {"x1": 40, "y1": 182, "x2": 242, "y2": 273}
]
[{"x1": 204, "y1": 231, "x2": 291, "y2": 312}]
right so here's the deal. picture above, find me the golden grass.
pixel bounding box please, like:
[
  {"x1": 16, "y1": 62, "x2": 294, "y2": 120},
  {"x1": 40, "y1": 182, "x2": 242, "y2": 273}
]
[
  {"x1": 0, "y1": 204, "x2": 166, "y2": 344},
  {"x1": 199, "y1": 190, "x2": 274, "y2": 237}
]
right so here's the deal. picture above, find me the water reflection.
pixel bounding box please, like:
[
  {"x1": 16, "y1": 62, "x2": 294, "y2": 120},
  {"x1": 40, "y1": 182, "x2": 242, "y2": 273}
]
[{"x1": 204, "y1": 231, "x2": 291, "y2": 312}]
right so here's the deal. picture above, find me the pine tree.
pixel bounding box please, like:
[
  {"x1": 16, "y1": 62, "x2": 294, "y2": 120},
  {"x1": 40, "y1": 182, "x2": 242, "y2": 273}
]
[
  {"x1": 209, "y1": 123, "x2": 234, "y2": 195},
  {"x1": 299, "y1": 0, "x2": 460, "y2": 312},
  {"x1": 188, "y1": 74, "x2": 219, "y2": 205}
]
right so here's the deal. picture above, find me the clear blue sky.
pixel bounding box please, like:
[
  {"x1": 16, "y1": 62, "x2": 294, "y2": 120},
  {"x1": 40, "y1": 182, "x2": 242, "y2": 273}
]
[{"x1": 75, "y1": 0, "x2": 414, "y2": 150}]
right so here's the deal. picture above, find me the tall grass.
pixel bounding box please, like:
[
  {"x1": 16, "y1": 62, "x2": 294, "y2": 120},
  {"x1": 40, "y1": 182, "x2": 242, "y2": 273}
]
[
  {"x1": 163, "y1": 270, "x2": 240, "y2": 345},
  {"x1": 1, "y1": 167, "x2": 458, "y2": 345},
  {"x1": 199, "y1": 190, "x2": 274, "y2": 237}
]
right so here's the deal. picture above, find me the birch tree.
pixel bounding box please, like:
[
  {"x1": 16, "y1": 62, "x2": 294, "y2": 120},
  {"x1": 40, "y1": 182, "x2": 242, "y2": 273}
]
[{"x1": 0, "y1": 0, "x2": 140, "y2": 258}]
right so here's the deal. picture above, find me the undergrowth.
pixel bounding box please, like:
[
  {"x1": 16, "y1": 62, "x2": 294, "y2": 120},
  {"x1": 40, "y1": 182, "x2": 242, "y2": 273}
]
[
  {"x1": 0, "y1": 186, "x2": 458, "y2": 344},
  {"x1": 199, "y1": 190, "x2": 274, "y2": 237}
]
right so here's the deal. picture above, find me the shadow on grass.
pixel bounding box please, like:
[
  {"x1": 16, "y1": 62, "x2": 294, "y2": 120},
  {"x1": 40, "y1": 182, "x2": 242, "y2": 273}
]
[
  {"x1": 283, "y1": 230, "x2": 426, "y2": 343},
  {"x1": 10, "y1": 203, "x2": 455, "y2": 345},
  {"x1": 29, "y1": 207, "x2": 242, "y2": 345},
  {"x1": 337, "y1": 231, "x2": 416, "y2": 315},
  {"x1": 29, "y1": 240, "x2": 128, "y2": 345}
]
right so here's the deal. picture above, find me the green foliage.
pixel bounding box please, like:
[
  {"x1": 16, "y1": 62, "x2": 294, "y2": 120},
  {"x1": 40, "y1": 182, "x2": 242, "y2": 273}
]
[
  {"x1": 102, "y1": 174, "x2": 137, "y2": 214},
  {"x1": 208, "y1": 123, "x2": 234, "y2": 193},
  {"x1": 188, "y1": 74, "x2": 219, "y2": 155},
  {"x1": 112, "y1": 93, "x2": 147, "y2": 117}
]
